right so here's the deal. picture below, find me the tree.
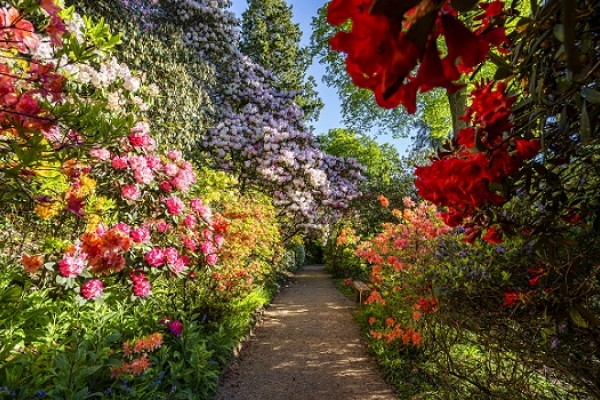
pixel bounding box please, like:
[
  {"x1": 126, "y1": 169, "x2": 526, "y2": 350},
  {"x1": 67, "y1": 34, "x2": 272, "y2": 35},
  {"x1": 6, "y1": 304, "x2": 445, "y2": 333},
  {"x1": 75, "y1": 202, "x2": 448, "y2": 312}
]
[{"x1": 241, "y1": 0, "x2": 323, "y2": 124}]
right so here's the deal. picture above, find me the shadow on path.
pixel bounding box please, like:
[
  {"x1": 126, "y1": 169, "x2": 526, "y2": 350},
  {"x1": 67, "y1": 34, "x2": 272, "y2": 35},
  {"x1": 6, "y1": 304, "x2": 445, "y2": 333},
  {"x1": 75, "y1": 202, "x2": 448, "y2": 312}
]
[{"x1": 214, "y1": 265, "x2": 397, "y2": 400}]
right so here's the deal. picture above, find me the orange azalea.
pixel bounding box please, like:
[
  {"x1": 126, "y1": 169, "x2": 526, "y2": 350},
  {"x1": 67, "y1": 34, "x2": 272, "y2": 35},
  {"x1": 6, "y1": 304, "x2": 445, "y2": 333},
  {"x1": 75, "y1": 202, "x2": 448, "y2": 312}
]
[
  {"x1": 377, "y1": 195, "x2": 389, "y2": 207},
  {"x1": 21, "y1": 253, "x2": 43, "y2": 274}
]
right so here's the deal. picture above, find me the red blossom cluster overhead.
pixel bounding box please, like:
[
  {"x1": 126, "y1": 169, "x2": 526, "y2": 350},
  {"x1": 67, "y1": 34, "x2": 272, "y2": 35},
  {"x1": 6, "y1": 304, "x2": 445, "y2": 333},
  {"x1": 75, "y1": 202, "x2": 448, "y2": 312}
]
[
  {"x1": 327, "y1": 0, "x2": 508, "y2": 112},
  {"x1": 415, "y1": 81, "x2": 541, "y2": 241}
]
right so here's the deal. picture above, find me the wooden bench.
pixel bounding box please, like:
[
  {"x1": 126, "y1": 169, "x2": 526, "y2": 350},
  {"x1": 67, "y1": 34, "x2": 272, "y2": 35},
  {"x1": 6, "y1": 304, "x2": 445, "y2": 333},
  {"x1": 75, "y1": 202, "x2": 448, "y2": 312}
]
[{"x1": 352, "y1": 280, "x2": 370, "y2": 305}]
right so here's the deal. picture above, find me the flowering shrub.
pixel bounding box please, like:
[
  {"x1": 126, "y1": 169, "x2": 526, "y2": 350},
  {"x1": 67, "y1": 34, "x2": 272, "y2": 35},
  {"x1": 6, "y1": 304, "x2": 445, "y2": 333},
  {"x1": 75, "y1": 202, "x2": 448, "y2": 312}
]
[
  {"x1": 327, "y1": 0, "x2": 507, "y2": 112},
  {"x1": 355, "y1": 198, "x2": 449, "y2": 346}
]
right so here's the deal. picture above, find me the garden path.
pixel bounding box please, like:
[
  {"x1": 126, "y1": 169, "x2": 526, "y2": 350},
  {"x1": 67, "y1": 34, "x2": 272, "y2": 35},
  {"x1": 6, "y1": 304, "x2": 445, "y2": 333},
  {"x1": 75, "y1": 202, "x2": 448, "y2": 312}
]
[{"x1": 214, "y1": 264, "x2": 397, "y2": 400}]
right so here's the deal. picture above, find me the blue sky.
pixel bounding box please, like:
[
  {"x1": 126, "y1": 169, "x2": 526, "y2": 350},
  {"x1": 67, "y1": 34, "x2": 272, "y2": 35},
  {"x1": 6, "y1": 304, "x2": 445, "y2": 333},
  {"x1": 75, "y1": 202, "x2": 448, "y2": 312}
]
[{"x1": 229, "y1": 0, "x2": 412, "y2": 154}]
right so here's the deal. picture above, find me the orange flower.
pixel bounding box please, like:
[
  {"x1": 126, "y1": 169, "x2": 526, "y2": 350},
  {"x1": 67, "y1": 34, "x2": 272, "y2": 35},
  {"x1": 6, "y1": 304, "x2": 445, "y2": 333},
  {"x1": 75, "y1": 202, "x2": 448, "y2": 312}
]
[
  {"x1": 412, "y1": 311, "x2": 422, "y2": 321},
  {"x1": 378, "y1": 195, "x2": 389, "y2": 207},
  {"x1": 385, "y1": 317, "x2": 395, "y2": 327},
  {"x1": 368, "y1": 316, "x2": 376, "y2": 326},
  {"x1": 21, "y1": 253, "x2": 43, "y2": 274},
  {"x1": 411, "y1": 331, "x2": 422, "y2": 346}
]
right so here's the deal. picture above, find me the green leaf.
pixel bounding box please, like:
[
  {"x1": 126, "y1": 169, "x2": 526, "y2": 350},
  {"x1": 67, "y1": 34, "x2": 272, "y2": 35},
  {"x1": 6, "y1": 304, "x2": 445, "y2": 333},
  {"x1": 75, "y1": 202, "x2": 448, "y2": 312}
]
[
  {"x1": 553, "y1": 24, "x2": 564, "y2": 42},
  {"x1": 582, "y1": 87, "x2": 600, "y2": 104},
  {"x1": 569, "y1": 307, "x2": 589, "y2": 328},
  {"x1": 450, "y1": 0, "x2": 479, "y2": 12},
  {"x1": 581, "y1": 101, "x2": 591, "y2": 144}
]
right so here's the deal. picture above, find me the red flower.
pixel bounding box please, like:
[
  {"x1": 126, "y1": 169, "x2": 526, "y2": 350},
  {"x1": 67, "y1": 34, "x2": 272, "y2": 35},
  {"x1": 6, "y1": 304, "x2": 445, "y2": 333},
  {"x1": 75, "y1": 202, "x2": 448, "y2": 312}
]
[
  {"x1": 482, "y1": 226, "x2": 503, "y2": 244},
  {"x1": 514, "y1": 138, "x2": 541, "y2": 160},
  {"x1": 502, "y1": 291, "x2": 518, "y2": 307}
]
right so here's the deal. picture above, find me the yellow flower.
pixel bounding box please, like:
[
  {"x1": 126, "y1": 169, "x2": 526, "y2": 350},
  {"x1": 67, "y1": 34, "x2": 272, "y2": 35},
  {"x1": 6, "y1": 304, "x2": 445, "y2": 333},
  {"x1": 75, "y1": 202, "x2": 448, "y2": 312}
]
[
  {"x1": 86, "y1": 214, "x2": 103, "y2": 233},
  {"x1": 34, "y1": 201, "x2": 61, "y2": 220},
  {"x1": 76, "y1": 176, "x2": 97, "y2": 197}
]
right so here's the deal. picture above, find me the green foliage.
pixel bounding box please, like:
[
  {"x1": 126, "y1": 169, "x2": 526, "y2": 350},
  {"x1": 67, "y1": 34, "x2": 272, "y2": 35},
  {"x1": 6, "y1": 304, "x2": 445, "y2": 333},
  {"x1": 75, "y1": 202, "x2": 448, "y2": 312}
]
[
  {"x1": 241, "y1": 0, "x2": 323, "y2": 124},
  {"x1": 73, "y1": 0, "x2": 214, "y2": 152}
]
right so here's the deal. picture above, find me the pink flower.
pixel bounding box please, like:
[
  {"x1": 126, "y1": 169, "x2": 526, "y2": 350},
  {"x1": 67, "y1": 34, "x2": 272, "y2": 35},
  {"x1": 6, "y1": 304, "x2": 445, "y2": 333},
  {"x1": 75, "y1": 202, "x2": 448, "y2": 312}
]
[
  {"x1": 145, "y1": 248, "x2": 165, "y2": 267},
  {"x1": 165, "y1": 196, "x2": 185, "y2": 215},
  {"x1": 131, "y1": 227, "x2": 150, "y2": 243},
  {"x1": 191, "y1": 198, "x2": 212, "y2": 219},
  {"x1": 182, "y1": 237, "x2": 197, "y2": 252},
  {"x1": 200, "y1": 241, "x2": 215, "y2": 256},
  {"x1": 214, "y1": 235, "x2": 225, "y2": 248},
  {"x1": 184, "y1": 214, "x2": 197, "y2": 229},
  {"x1": 128, "y1": 132, "x2": 152, "y2": 148},
  {"x1": 170, "y1": 258, "x2": 186, "y2": 274},
  {"x1": 113, "y1": 223, "x2": 131, "y2": 234},
  {"x1": 90, "y1": 147, "x2": 110, "y2": 160},
  {"x1": 146, "y1": 156, "x2": 162, "y2": 170},
  {"x1": 81, "y1": 279, "x2": 104, "y2": 299},
  {"x1": 121, "y1": 184, "x2": 140, "y2": 201},
  {"x1": 164, "y1": 163, "x2": 179, "y2": 177},
  {"x1": 59, "y1": 255, "x2": 85, "y2": 278},
  {"x1": 159, "y1": 181, "x2": 173, "y2": 192},
  {"x1": 128, "y1": 155, "x2": 147, "y2": 170},
  {"x1": 156, "y1": 220, "x2": 171, "y2": 233},
  {"x1": 111, "y1": 155, "x2": 128, "y2": 169},
  {"x1": 164, "y1": 247, "x2": 179, "y2": 265},
  {"x1": 206, "y1": 254, "x2": 218, "y2": 266},
  {"x1": 167, "y1": 150, "x2": 181, "y2": 161},
  {"x1": 202, "y1": 228, "x2": 213, "y2": 241},
  {"x1": 167, "y1": 320, "x2": 183, "y2": 337},
  {"x1": 132, "y1": 272, "x2": 151, "y2": 298},
  {"x1": 134, "y1": 167, "x2": 154, "y2": 185}
]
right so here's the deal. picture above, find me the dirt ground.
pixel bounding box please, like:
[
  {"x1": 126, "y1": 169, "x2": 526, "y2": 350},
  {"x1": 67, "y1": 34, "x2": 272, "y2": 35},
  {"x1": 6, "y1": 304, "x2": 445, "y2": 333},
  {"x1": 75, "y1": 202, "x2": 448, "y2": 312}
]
[{"x1": 214, "y1": 265, "x2": 397, "y2": 400}]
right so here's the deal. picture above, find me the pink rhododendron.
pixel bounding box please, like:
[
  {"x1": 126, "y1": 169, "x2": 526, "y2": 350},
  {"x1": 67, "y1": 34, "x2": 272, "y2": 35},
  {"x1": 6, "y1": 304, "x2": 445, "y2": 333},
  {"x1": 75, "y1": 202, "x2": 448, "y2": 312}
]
[
  {"x1": 81, "y1": 279, "x2": 104, "y2": 299},
  {"x1": 134, "y1": 167, "x2": 154, "y2": 184},
  {"x1": 164, "y1": 163, "x2": 178, "y2": 176},
  {"x1": 182, "y1": 237, "x2": 197, "y2": 252},
  {"x1": 159, "y1": 181, "x2": 173, "y2": 192},
  {"x1": 146, "y1": 155, "x2": 161, "y2": 170},
  {"x1": 111, "y1": 155, "x2": 128, "y2": 169},
  {"x1": 128, "y1": 155, "x2": 147, "y2": 170},
  {"x1": 206, "y1": 254, "x2": 218, "y2": 266},
  {"x1": 130, "y1": 227, "x2": 150, "y2": 243},
  {"x1": 200, "y1": 241, "x2": 216, "y2": 256},
  {"x1": 113, "y1": 223, "x2": 131, "y2": 234},
  {"x1": 156, "y1": 220, "x2": 171, "y2": 233},
  {"x1": 145, "y1": 248, "x2": 165, "y2": 267},
  {"x1": 167, "y1": 150, "x2": 181, "y2": 161},
  {"x1": 132, "y1": 271, "x2": 151, "y2": 298},
  {"x1": 164, "y1": 247, "x2": 179, "y2": 265},
  {"x1": 121, "y1": 184, "x2": 140, "y2": 201},
  {"x1": 59, "y1": 254, "x2": 85, "y2": 278},
  {"x1": 214, "y1": 235, "x2": 225, "y2": 248},
  {"x1": 165, "y1": 196, "x2": 185, "y2": 215},
  {"x1": 90, "y1": 147, "x2": 111, "y2": 160},
  {"x1": 167, "y1": 320, "x2": 183, "y2": 337},
  {"x1": 184, "y1": 214, "x2": 197, "y2": 229}
]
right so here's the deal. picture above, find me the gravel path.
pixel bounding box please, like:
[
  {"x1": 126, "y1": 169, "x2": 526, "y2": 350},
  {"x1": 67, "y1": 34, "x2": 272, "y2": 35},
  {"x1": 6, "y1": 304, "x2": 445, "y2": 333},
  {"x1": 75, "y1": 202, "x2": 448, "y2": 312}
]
[{"x1": 214, "y1": 264, "x2": 397, "y2": 400}]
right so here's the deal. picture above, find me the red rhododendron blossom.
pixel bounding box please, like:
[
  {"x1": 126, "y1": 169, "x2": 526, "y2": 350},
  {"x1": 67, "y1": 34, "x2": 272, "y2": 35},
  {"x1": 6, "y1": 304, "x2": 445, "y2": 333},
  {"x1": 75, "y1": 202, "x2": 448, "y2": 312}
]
[
  {"x1": 59, "y1": 254, "x2": 85, "y2": 278},
  {"x1": 327, "y1": 0, "x2": 507, "y2": 113},
  {"x1": 167, "y1": 320, "x2": 183, "y2": 337},
  {"x1": 502, "y1": 291, "x2": 519, "y2": 307},
  {"x1": 81, "y1": 279, "x2": 104, "y2": 299},
  {"x1": 514, "y1": 138, "x2": 541, "y2": 160},
  {"x1": 121, "y1": 184, "x2": 140, "y2": 201},
  {"x1": 165, "y1": 196, "x2": 185, "y2": 215},
  {"x1": 145, "y1": 248, "x2": 166, "y2": 267},
  {"x1": 483, "y1": 226, "x2": 503, "y2": 244}
]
